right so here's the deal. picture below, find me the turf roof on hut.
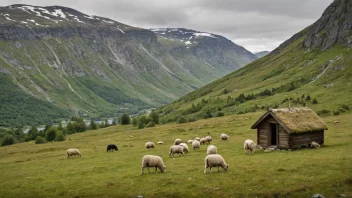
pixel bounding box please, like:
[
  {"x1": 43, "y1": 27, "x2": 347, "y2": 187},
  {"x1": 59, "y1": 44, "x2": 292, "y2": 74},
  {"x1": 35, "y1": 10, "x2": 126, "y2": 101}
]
[{"x1": 251, "y1": 107, "x2": 328, "y2": 134}]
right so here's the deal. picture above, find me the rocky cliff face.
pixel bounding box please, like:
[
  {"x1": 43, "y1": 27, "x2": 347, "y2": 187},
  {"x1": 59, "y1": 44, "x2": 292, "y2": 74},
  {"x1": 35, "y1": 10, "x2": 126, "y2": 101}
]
[
  {"x1": 0, "y1": 4, "x2": 256, "y2": 126},
  {"x1": 303, "y1": 0, "x2": 352, "y2": 49}
]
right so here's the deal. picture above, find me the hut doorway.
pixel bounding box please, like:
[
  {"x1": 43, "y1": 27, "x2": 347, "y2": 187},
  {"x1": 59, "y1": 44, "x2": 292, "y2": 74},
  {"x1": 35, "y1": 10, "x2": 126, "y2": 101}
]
[{"x1": 270, "y1": 123, "x2": 277, "y2": 146}]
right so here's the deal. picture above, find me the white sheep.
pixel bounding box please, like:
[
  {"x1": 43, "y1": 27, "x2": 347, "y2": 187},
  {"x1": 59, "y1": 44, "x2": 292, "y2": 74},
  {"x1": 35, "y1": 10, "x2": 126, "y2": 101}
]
[
  {"x1": 207, "y1": 145, "x2": 217, "y2": 155},
  {"x1": 66, "y1": 148, "x2": 81, "y2": 158},
  {"x1": 311, "y1": 141, "x2": 320, "y2": 148},
  {"x1": 204, "y1": 154, "x2": 228, "y2": 174},
  {"x1": 174, "y1": 138, "x2": 182, "y2": 145},
  {"x1": 192, "y1": 140, "x2": 200, "y2": 150},
  {"x1": 187, "y1": 140, "x2": 193, "y2": 144},
  {"x1": 205, "y1": 136, "x2": 212, "y2": 143},
  {"x1": 220, "y1": 133, "x2": 229, "y2": 141},
  {"x1": 169, "y1": 145, "x2": 184, "y2": 158},
  {"x1": 244, "y1": 139, "x2": 258, "y2": 155},
  {"x1": 141, "y1": 155, "x2": 166, "y2": 174},
  {"x1": 145, "y1": 142, "x2": 155, "y2": 150},
  {"x1": 157, "y1": 141, "x2": 164, "y2": 145},
  {"x1": 195, "y1": 137, "x2": 201, "y2": 141},
  {"x1": 179, "y1": 143, "x2": 189, "y2": 154},
  {"x1": 200, "y1": 137, "x2": 208, "y2": 145}
]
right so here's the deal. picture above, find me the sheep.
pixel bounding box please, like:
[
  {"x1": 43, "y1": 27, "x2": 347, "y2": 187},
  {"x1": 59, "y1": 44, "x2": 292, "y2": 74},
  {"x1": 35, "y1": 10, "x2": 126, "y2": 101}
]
[
  {"x1": 205, "y1": 136, "x2": 212, "y2": 144},
  {"x1": 145, "y1": 142, "x2": 155, "y2": 150},
  {"x1": 174, "y1": 138, "x2": 182, "y2": 145},
  {"x1": 141, "y1": 155, "x2": 166, "y2": 174},
  {"x1": 107, "y1": 144, "x2": 118, "y2": 152},
  {"x1": 192, "y1": 140, "x2": 200, "y2": 150},
  {"x1": 220, "y1": 133, "x2": 229, "y2": 141},
  {"x1": 157, "y1": 141, "x2": 164, "y2": 144},
  {"x1": 204, "y1": 154, "x2": 228, "y2": 174},
  {"x1": 311, "y1": 141, "x2": 320, "y2": 148},
  {"x1": 169, "y1": 145, "x2": 184, "y2": 158},
  {"x1": 66, "y1": 148, "x2": 81, "y2": 158},
  {"x1": 207, "y1": 145, "x2": 217, "y2": 155},
  {"x1": 200, "y1": 138, "x2": 208, "y2": 145},
  {"x1": 179, "y1": 143, "x2": 189, "y2": 154},
  {"x1": 187, "y1": 140, "x2": 193, "y2": 144},
  {"x1": 244, "y1": 139, "x2": 259, "y2": 155},
  {"x1": 195, "y1": 137, "x2": 201, "y2": 141}
]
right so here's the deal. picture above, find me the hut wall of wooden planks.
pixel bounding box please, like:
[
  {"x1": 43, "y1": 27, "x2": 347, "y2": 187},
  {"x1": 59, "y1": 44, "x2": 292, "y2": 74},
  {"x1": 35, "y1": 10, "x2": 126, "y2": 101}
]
[{"x1": 252, "y1": 107, "x2": 328, "y2": 149}]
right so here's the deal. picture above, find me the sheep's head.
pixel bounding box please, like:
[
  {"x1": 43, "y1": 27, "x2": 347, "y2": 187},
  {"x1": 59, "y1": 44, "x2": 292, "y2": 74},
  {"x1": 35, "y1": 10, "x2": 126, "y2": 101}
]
[{"x1": 225, "y1": 164, "x2": 229, "y2": 171}]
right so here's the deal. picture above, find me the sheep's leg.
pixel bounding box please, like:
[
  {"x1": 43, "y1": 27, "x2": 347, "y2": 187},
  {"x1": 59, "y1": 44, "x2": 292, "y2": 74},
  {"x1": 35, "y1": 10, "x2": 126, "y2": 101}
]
[
  {"x1": 141, "y1": 167, "x2": 144, "y2": 175},
  {"x1": 210, "y1": 167, "x2": 212, "y2": 172},
  {"x1": 155, "y1": 167, "x2": 157, "y2": 172},
  {"x1": 218, "y1": 166, "x2": 220, "y2": 172}
]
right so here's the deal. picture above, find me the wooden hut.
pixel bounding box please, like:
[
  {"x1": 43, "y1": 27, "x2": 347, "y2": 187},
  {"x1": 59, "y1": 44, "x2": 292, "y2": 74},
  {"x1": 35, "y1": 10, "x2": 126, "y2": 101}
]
[{"x1": 251, "y1": 107, "x2": 328, "y2": 149}]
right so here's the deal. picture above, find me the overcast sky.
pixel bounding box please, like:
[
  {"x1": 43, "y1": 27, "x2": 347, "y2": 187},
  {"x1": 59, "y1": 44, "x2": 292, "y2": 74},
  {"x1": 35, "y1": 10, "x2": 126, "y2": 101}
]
[{"x1": 1, "y1": 0, "x2": 333, "y2": 53}]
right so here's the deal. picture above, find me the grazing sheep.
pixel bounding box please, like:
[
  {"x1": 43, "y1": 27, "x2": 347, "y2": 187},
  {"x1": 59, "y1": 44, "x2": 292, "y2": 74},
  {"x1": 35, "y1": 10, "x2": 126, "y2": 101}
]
[
  {"x1": 187, "y1": 140, "x2": 193, "y2": 144},
  {"x1": 244, "y1": 139, "x2": 258, "y2": 155},
  {"x1": 107, "y1": 144, "x2": 118, "y2": 152},
  {"x1": 66, "y1": 148, "x2": 81, "y2": 158},
  {"x1": 200, "y1": 138, "x2": 208, "y2": 145},
  {"x1": 141, "y1": 155, "x2": 166, "y2": 174},
  {"x1": 195, "y1": 137, "x2": 201, "y2": 141},
  {"x1": 220, "y1": 134, "x2": 229, "y2": 141},
  {"x1": 192, "y1": 140, "x2": 200, "y2": 150},
  {"x1": 145, "y1": 142, "x2": 155, "y2": 150},
  {"x1": 311, "y1": 141, "x2": 320, "y2": 148},
  {"x1": 179, "y1": 143, "x2": 189, "y2": 154},
  {"x1": 174, "y1": 138, "x2": 182, "y2": 145},
  {"x1": 205, "y1": 136, "x2": 212, "y2": 144},
  {"x1": 204, "y1": 154, "x2": 228, "y2": 174},
  {"x1": 207, "y1": 145, "x2": 217, "y2": 155},
  {"x1": 157, "y1": 141, "x2": 164, "y2": 145},
  {"x1": 169, "y1": 145, "x2": 184, "y2": 158}
]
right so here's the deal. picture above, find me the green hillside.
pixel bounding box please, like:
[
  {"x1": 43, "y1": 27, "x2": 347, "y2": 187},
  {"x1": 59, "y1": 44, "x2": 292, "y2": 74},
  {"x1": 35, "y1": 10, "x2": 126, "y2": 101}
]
[
  {"x1": 0, "y1": 113, "x2": 351, "y2": 197},
  {"x1": 157, "y1": 0, "x2": 352, "y2": 123}
]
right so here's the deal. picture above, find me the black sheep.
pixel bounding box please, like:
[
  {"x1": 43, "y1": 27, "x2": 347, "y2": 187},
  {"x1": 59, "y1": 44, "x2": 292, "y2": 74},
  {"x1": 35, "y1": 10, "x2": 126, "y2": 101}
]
[{"x1": 107, "y1": 144, "x2": 118, "y2": 152}]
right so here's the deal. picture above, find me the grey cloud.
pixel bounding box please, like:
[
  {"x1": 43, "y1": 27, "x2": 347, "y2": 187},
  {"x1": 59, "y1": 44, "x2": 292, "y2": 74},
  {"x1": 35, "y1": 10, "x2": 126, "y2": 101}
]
[{"x1": 0, "y1": 0, "x2": 334, "y2": 52}]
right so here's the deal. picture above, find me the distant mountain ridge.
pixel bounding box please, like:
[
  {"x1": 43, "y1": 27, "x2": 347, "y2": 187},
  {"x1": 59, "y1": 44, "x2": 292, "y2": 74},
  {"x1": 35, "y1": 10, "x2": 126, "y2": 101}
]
[
  {"x1": 254, "y1": 51, "x2": 270, "y2": 58},
  {"x1": 157, "y1": 0, "x2": 352, "y2": 123},
  {"x1": 0, "y1": 4, "x2": 257, "y2": 127}
]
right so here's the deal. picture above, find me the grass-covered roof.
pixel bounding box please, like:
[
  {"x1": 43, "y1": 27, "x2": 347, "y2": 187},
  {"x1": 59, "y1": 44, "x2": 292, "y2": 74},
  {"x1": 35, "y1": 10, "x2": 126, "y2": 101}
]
[{"x1": 252, "y1": 107, "x2": 328, "y2": 134}]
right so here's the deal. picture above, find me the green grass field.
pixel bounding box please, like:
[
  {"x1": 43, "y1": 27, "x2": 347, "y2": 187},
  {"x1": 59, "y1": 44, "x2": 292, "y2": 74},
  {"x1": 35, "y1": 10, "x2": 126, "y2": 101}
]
[{"x1": 0, "y1": 112, "x2": 351, "y2": 198}]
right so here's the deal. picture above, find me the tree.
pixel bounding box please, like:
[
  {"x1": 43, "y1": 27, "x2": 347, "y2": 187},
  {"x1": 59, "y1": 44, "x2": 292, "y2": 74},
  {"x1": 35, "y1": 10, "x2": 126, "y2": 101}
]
[
  {"x1": 66, "y1": 122, "x2": 76, "y2": 134},
  {"x1": 312, "y1": 98, "x2": 318, "y2": 104},
  {"x1": 28, "y1": 126, "x2": 38, "y2": 140},
  {"x1": 149, "y1": 111, "x2": 159, "y2": 124},
  {"x1": 35, "y1": 136, "x2": 46, "y2": 144},
  {"x1": 44, "y1": 124, "x2": 53, "y2": 132},
  {"x1": 55, "y1": 131, "x2": 65, "y2": 141},
  {"x1": 1, "y1": 135, "x2": 15, "y2": 146},
  {"x1": 120, "y1": 114, "x2": 131, "y2": 125},
  {"x1": 132, "y1": 118, "x2": 138, "y2": 126},
  {"x1": 89, "y1": 120, "x2": 97, "y2": 130},
  {"x1": 104, "y1": 119, "x2": 109, "y2": 127},
  {"x1": 306, "y1": 95, "x2": 311, "y2": 101},
  {"x1": 46, "y1": 128, "x2": 57, "y2": 142}
]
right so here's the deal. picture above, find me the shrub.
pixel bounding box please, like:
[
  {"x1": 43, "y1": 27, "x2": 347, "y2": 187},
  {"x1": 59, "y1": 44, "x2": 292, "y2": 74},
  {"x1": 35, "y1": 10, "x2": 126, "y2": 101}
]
[
  {"x1": 55, "y1": 131, "x2": 66, "y2": 142},
  {"x1": 45, "y1": 128, "x2": 57, "y2": 142},
  {"x1": 223, "y1": 89, "x2": 228, "y2": 94},
  {"x1": 149, "y1": 111, "x2": 159, "y2": 124},
  {"x1": 35, "y1": 136, "x2": 46, "y2": 144},
  {"x1": 146, "y1": 122, "x2": 155, "y2": 128},
  {"x1": 89, "y1": 120, "x2": 97, "y2": 130},
  {"x1": 216, "y1": 112, "x2": 225, "y2": 117},
  {"x1": 312, "y1": 98, "x2": 318, "y2": 104},
  {"x1": 333, "y1": 111, "x2": 340, "y2": 116},
  {"x1": 203, "y1": 111, "x2": 212, "y2": 119},
  {"x1": 176, "y1": 116, "x2": 187, "y2": 124},
  {"x1": 341, "y1": 104, "x2": 350, "y2": 111},
  {"x1": 318, "y1": 109, "x2": 330, "y2": 115},
  {"x1": 138, "y1": 122, "x2": 145, "y2": 129},
  {"x1": 120, "y1": 114, "x2": 131, "y2": 125},
  {"x1": 1, "y1": 135, "x2": 15, "y2": 146}
]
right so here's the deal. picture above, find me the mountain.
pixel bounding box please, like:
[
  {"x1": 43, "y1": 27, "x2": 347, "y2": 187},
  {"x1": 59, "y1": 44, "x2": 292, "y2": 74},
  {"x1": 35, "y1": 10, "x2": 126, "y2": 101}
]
[
  {"x1": 254, "y1": 51, "x2": 270, "y2": 58},
  {"x1": 0, "y1": 4, "x2": 256, "y2": 127},
  {"x1": 157, "y1": 0, "x2": 352, "y2": 123}
]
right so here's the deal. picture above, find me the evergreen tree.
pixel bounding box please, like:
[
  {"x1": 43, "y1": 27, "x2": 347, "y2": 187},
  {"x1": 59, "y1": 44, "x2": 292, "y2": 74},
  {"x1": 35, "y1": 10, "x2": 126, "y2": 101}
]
[
  {"x1": 90, "y1": 120, "x2": 97, "y2": 130},
  {"x1": 120, "y1": 114, "x2": 131, "y2": 125}
]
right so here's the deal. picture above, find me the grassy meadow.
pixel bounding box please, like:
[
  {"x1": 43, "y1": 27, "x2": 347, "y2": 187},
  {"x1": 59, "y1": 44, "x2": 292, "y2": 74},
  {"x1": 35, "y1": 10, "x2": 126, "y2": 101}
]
[{"x1": 0, "y1": 112, "x2": 351, "y2": 198}]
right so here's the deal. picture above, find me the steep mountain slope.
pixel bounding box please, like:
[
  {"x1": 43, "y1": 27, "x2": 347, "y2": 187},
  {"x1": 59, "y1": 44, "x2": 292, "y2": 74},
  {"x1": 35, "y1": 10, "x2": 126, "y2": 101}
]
[
  {"x1": 157, "y1": 0, "x2": 352, "y2": 123},
  {"x1": 255, "y1": 51, "x2": 270, "y2": 58},
  {"x1": 0, "y1": 4, "x2": 256, "y2": 127}
]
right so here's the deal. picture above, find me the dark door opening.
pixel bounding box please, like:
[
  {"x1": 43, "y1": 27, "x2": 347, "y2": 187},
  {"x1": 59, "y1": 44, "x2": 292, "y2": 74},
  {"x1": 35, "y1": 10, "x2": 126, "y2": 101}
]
[{"x1": 270, "y1": 123, "x2": 277, "y2": 145}]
